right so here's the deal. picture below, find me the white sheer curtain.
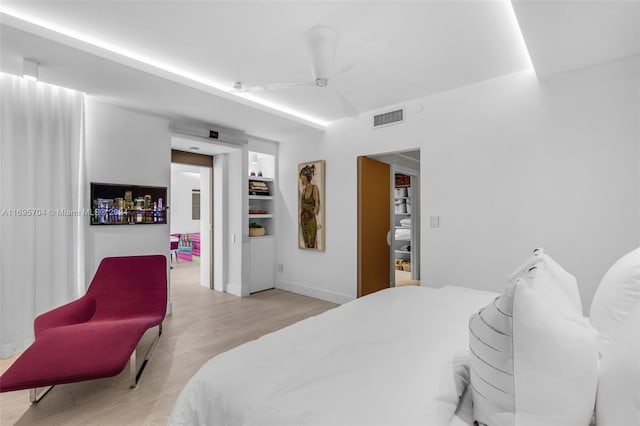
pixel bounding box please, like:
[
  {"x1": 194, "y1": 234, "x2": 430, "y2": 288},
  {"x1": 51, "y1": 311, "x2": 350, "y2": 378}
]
[{"x1": 0, "y1": 73, "x2": 85, "y2": 358}]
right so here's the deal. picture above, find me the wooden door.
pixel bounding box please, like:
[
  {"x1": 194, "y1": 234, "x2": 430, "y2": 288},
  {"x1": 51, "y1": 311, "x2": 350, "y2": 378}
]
[{"x1": 357, "y1": 156, "x2": 391, "y2": 297}]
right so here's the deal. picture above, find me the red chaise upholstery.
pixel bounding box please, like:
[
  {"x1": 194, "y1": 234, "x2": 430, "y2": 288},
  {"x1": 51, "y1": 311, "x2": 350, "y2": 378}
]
[{"x1": 0, "y1": 255, "x2": 167, "y2": 393}]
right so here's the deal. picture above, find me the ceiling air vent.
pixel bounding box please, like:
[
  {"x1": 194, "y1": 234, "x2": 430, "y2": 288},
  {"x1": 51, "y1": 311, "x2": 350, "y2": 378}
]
[{"x1": 373, "y1": 108, "x2": 404, "y2": 128}]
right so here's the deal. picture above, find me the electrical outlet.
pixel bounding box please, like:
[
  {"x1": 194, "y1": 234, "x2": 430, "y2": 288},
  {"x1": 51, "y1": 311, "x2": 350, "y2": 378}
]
[{"x1": 278, "y1": 264, "x2": 284, "y2": 273}]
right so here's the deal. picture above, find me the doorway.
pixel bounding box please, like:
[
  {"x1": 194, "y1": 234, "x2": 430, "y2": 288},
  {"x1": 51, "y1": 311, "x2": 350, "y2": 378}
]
[
  {"x1": 357, "y1": 149, "x2": 421, "y2": 297},
  {"x1": 170, "y1": 149, "x2": 213, "y2": 289},
  {"x1": 391, "y1": 166, "x2": 420, "y2": 287}
]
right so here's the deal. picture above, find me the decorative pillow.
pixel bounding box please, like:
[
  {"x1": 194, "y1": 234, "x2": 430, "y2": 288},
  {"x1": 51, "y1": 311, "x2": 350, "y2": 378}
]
[
  {"x1": 595, "y1": 304, "x2": 640, "y2": 426},
  {"x1": 589, "y1": 246, "x2": 640, "y2": 346},
  {"x1": 469, "y1": 251, "x2": 599, "y2": 426},
  {"x1": 469, "y1": 281, "x2": 516, "y2": 426}
]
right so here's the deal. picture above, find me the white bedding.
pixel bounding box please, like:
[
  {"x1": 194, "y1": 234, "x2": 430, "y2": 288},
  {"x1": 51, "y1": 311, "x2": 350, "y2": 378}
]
[
  {"x1": 449, "y1": 389, "x2": 474, "y2": 426},
  {"x1": 169, "y1": 286, "x2": 498, "y2": 426}
]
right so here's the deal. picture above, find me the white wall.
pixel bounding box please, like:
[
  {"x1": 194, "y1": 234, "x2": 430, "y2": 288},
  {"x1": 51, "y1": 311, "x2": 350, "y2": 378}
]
[
  {"x1": 170, "y1": 166, "x2": 200, "y2": 234},
  {"x1": 276, "y1": 56, "x2": 640, "y2": 312},
  {"x1": 213, "y1": 154, "x2": 227, "y2": 292},
  {"x1": 225, "y1": 148, "x2": 248, "y2": 296},
  {"x1": 84, "y1": 99, "x2": 171, "y2": 291},
  {"x1": 249, "y1": 150, "x2": 276, "y2": 179}
]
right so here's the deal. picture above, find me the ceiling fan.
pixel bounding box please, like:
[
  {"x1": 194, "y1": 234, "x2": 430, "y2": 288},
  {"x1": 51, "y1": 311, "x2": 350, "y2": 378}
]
[{"x1": 232, "y1": 25, "x2": 360, "y2": 119}]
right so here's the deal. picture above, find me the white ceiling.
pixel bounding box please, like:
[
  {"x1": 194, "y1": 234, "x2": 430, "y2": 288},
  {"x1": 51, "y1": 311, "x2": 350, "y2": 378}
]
[
  {"x1": 513, "y1": 0, "x2": 640, "y2": 78},
  {"x1": 1, "y1": 1, "x2": 638, "y2": 141}
]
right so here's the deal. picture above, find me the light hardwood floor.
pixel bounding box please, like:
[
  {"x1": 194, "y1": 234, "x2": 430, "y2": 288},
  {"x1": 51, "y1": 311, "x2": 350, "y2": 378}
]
[
  {"x1": 395, "y1": 270, "x2": 420, "y2": 287},
  {"x1": 0, "y1": 261, "x2": 337, "y2": 425}
]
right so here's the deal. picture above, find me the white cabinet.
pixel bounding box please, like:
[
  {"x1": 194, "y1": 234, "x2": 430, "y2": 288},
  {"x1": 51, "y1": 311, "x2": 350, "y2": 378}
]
[{"x1": 250, "y1": 237, "x2": 275, "y2": 293}]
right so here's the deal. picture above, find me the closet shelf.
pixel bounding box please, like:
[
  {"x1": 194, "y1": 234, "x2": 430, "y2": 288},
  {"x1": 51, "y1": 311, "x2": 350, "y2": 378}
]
[
  {"x1": 249, "y1": 195, "x2": 273, "y2": 200},
  {"x1": 249, "y1": 214, "x2": 273, "y2": 219}
]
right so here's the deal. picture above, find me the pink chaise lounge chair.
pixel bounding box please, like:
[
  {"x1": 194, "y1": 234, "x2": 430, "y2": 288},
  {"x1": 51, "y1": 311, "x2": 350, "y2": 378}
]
[{"x1": 0, "y1": 255, "x2": 167, "y2": 402}]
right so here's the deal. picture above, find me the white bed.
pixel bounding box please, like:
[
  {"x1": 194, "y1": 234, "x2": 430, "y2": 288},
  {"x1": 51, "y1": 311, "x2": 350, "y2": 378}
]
[
  {"x1": 169, "y1": 246, "x2": 640, "y2": 426},
  {"x1": 169, "y1": 285, "x2": 497, "y2": 426}
]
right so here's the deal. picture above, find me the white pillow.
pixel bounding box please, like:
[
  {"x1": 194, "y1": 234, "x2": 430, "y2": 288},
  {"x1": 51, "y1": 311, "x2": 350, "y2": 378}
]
[
  {"x1": 507, "y1": 248, "x2": 582, "y2": 313},
  {"x1": 589, "y1": 246, "x2": 640, "y2": 345},
  {"x1": 596, "y1": 303, "x2": 640, "y2": 426},
  {"x1": 539, "y1": 253, "x2": 582, "y2": 313},
  {"x1": 512, "y1": 273, "x2": 598, "y2": 426},
  {"x1": 596, "y1": 304, "x2": 640, "y2": 426},
  {"x1": 469, "y1": 252, "x2": 599, "y2": 426}
]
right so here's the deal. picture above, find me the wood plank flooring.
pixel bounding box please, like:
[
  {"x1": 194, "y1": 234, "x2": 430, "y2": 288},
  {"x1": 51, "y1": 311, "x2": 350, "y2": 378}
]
[{"x1": 0, "y1": 261, "x2": 337, "y2": 425}]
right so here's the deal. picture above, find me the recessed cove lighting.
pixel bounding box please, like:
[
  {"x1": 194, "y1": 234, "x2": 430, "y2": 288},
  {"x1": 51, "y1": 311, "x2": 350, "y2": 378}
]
[
  {"x1": 23, "y1": 58, "x2": 38, "y2": 81},
  {"x1": 0, "y1": 6, "x2": 330, "y2": 128},
  {"x1": 506, "y1": 0, "x2": 536, "y2": 76}
]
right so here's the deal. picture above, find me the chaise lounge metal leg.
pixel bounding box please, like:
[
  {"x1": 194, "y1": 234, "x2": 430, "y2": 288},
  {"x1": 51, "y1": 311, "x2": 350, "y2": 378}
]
[
  {"x1": 129, "y1": 323, "x2": 162, "y2": 388},
  {"x1": 29, "y1": 385, "x2": 54, "y2": 403}
]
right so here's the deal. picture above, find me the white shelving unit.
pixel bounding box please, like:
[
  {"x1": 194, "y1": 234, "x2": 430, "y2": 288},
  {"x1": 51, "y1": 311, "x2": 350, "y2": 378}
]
[
  {"x1": 393, "y1": 172, "x2": 419, "y2": 281},
  {"x1": 248, "y1": 151, "x2": 276, "y2": 293},
  {"x1": 248, "y1": 176, "x2": 274, "y2": 238}
]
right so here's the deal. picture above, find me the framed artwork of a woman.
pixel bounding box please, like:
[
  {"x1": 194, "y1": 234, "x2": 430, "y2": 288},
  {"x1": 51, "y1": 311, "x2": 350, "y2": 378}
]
[{"x1": 298, "y1": 160, "x2": 325, "y2": 251}]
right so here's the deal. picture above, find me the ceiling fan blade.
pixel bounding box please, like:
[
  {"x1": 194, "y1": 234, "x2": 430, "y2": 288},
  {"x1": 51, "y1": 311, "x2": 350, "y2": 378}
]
[
  {"x1": 232, "y1": 81, "x2": 315, "y2": 93},
  {"x1": 333, "y1": 41, "x2": 389, "y2": 77},
  {"x1": 334, "y1": 89, "x2": 359, "y2": 119},
  {"x1": 305, "y1": 26, "x2": 338, "y2": 81}
]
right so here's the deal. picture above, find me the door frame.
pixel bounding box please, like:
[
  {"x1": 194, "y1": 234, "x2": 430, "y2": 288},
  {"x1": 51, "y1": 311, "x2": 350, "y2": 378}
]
[{"x1": 357, "y1": 148, "x2": 421, "y2": 295}]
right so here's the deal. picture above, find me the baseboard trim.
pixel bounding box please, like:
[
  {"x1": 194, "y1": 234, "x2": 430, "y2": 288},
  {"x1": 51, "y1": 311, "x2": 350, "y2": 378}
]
[
  {"x1": 226, "y1": 283, "x2": 243, "y2": 297},
  {"x1": 276, "y1": 280, "x2": 354, "y2": 305}
]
